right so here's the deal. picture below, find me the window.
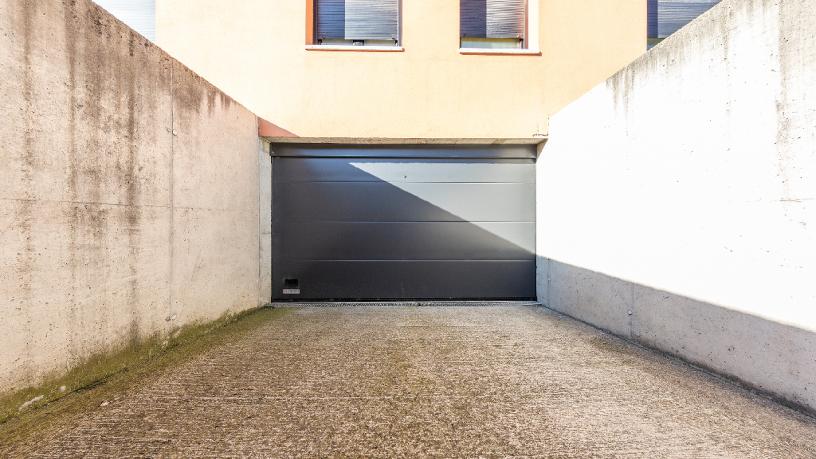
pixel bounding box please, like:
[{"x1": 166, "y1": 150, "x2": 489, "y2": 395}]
[
  {"x1": 648, "y1": 0, "x2": 722, "y2": 48},
  {"x1": 460, "y1": 0, "x2": 527, "y2": 49},
  {"x1": 314, "y1": 0, "x2": 400, "y2": 47}
]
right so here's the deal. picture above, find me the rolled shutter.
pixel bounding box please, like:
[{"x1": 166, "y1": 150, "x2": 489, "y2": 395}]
[
  {"x1": 461, "y1": 0, "x2": 487, "y2": 38},
  {"x1": 647, "y1": 0, "x2": 658, "y2": 39},
  {"x1": 487, "y1": 0, "x2": 525, "y2": 38},
  {"x1": 461, "y1": 0, "x2": 526, "y2": 39},
  {"x1": 316, "y1": 0, "x2": 345, "y2": 39},
  {"x1": 315, "y1": 0, "x2": 399, "y2": 41},
  {"x1": 346, "y1": 0, "x2": 399, "y2": 40},
  {"x1": 657, "y1": 1, "x2": 721, "y2": 38}
]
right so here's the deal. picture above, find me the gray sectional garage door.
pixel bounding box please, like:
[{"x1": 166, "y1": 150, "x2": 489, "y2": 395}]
[{"x1": 272, "y1": 144, "x2": 536, "y2": 300}]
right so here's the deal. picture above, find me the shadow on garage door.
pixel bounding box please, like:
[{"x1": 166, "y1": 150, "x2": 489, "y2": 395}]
[{"x1": 271, "y1": 144, "x2": 536, "y2": 301}]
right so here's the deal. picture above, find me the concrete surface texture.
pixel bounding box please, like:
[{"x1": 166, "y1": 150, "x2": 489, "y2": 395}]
[
  {"x1": 0, "y1": 0, "x2": 270, "y2": 395},
  {"x1": 536, "y1": 0, "x2": 816, "y2": 411},
  {"x1": 2, "y1": 305, "x2": 815, "y2": 457},
  {"x1": 259, "y1": 142, "x2": 273, "y2": 304},
  {"x1": 154, "y1": 0, "x2": 645, "y2": 139}
]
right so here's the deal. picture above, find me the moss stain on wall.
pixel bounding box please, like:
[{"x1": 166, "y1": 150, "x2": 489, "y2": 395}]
[{"x1": 0, "y1": 306, "x2": 291, "y2": 435}]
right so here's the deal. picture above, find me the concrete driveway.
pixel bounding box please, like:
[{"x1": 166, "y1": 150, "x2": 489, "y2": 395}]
[{"x1": 3, "y1": 304, "x2": 816, "y2": 457}]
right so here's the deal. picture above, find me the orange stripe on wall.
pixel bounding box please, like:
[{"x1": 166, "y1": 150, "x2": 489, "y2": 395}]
[{"x1": 305, "y1": 0, "x2": 314, "y2": 45}]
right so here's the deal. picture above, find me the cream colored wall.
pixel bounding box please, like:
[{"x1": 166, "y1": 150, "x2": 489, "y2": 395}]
[{"x1": 156, "y1": 0, "x2": 645, "y2": 139}]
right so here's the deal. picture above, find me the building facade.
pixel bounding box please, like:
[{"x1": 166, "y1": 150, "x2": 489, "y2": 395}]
[
  {"x1": 155, "y1": 0, "x2": 646, "y2": 140},
  {"x1": 152, "y1": 1, "x2": 647, "y2": 302}
]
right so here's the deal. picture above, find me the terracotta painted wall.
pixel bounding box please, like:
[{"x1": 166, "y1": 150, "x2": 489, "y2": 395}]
[{"x1": 156, "y1": 0, "x2": 646, "y2": 139}]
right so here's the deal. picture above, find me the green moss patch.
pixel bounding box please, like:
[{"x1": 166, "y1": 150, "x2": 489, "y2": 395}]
[{"x1": 0, "y1": 306, "x2": 290, "y2": 442}]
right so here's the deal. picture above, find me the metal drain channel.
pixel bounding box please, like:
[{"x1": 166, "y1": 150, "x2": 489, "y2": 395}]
[{"x1": 270, "y1": 301, "x2": 541, "y2": 308}]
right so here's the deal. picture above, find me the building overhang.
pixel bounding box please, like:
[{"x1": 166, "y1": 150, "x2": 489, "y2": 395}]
[
  {"x1": 262, "y1": 137, "x2": 547, "y2": 146},
  {"x1": 257, "y1": 117, "x2": 548, "y2": 149}
]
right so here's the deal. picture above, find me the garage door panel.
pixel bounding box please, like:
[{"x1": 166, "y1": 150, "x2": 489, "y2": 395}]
[
  {"x1": 275, "y1": 157, "x2": 535, "y2": 183},
  {"x1": 280, "y1": 221, "x2": 535, "y2": 260},
  {"x1": 277, "y1": 182, "x2": 535, "y2": 222},
  {"x1": 278, "y1": 260, "x2": 536, "y2": 300},
  {"x1": 272, "y1": 144, "x2": 536, "y2": 300}
]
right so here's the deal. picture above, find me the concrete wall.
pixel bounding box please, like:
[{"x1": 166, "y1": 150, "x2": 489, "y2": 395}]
[
  {"x1": 154, "y1": 0, "x2": 646, "y2": 139},
  {"x1": 537, "y1": 0, "x2": 816, "y2": 412},
  {"x1": 260, "y1": 142, "x2": 273, "y2": 304},
  {"x1": 0, "y1": 0, "x2": 270, "y2": 394}
]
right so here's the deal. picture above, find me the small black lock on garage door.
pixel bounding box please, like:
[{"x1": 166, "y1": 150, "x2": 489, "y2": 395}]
[{"x1": 271, "y1": 144, "x2": 536, "y2": 300}]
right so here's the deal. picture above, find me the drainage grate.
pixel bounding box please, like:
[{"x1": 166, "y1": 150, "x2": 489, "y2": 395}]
[{"x1": 269, "y1": 301, "x2": 541, "y2": 308}]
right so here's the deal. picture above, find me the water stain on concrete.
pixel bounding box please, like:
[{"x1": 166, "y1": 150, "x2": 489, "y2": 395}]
[
  {"x1": 123, "y1": 30, "x2": 143, "y2": 344},
  {"x1": 206, "y1": 88, "x2": 218, "y2": 115},
  {"x1": 14, "y1": 0, "x2": 39, "y2": 384},
  {"x1": 63, "y1": 0, "x2": 82, "y2": 360},
  {"x1": 176, "y1": 64, "x2": 235, "y2": 122},
  {"x1": 174, "y1": 68, "x2": 205, "y2": 116},
  {"x1": 773, "y1": 0, "x2": 807, "y2": 211},
  {"x1": 78, "y1": 0, "x2": 113, "y2": 352}
]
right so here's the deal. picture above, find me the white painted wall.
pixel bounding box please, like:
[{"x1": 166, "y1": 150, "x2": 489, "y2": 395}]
[{"x1": 537, "y1": 0, "x2": 816, "y2": 412}]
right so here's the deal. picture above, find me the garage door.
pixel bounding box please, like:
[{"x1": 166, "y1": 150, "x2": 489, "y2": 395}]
[{"x1": 272, "y1": 144, "x2": 536, "y2": 300}]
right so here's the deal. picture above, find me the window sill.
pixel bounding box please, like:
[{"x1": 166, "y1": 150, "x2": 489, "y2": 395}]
[
  {"x1": 305, "y1": 45, "x2": 404, "y2": 52},
  {"x1": 459, "y1": 48, "x2": 541, "y2": 56}
]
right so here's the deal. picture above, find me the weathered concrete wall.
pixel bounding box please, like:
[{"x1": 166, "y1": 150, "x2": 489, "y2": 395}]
[
  {"x1": 259, "y1": 142, "x2": 272, "y2": 304},
  {"x1": 0, "y1": 0, "x2": 267, "y2": 394},
  {"x1": 537, "y1": 0, "x2": 816, "y2": 412}
]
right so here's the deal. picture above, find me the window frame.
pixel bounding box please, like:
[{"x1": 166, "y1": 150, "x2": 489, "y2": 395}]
[
  {"x1": 306, "y1": 0, "x2": 404, "y2": 51},
  {"x1": 458, "y1": 0, "x2": 541, "y2": 56}
]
